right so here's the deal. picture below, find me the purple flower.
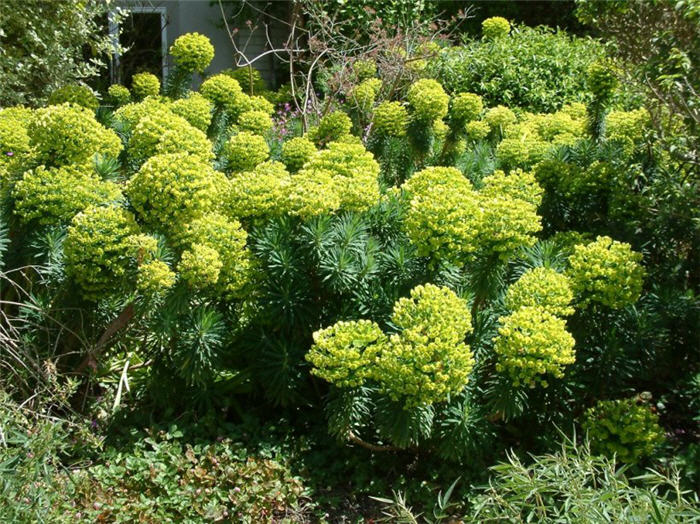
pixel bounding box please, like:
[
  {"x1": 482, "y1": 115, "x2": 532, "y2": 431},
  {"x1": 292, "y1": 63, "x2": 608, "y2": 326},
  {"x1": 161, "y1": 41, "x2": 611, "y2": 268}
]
[{"x1": 5, "y1": 151, "x2": 13, "y2": 157}]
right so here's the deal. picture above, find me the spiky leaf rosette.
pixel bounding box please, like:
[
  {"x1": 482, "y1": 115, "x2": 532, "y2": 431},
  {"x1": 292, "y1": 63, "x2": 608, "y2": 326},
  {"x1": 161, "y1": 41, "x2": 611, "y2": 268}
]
[
  {"x1": 126, "y1": 153, "x2": 224, "y2": 234},
  {"x1": 376, "y1": 284, "x2": 474, "y2": 407},
  {"x1": 494, "y1": 306, "x2": 575, "y2": 388},
  {"x1": 307, "y1": 320, "x2": 387, "y2": 388},
  {"x1": 566, "y1": 236, "x2": 644, "y2": 309},
  {"x1": 582, "y1": 398, "x2": 664, "y2": 463},
  {"x1": 505, "y1": 267, "x2": 574, "y2": 317}
]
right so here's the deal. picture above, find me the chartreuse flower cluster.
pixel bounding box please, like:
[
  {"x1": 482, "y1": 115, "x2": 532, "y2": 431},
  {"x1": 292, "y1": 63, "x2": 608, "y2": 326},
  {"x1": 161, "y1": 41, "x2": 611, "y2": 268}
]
[
  {"x1": 169, "y1": 32, "x2": 215, "y2": 73},
  {"x1": 465, "y1": 120, "x2": 490, "y2": 140},
  {"x1": 372, "y1": 101, "x2": 409, "y2": 138},
  {"x1": 129, "y1": 111, "x2": 212, "y2": 163},
  {"x1": 0, "y1": 107, "x2": 32, "y2": 168},
  {"x1": 137, "y1": 259, "x2": 176, "y2": 295},
  {"x1": 178, "y1": 243, "x2": 222, "y2": 289},
  {"x1": 480, "y1": 169, "x2": 543, "y2": 207},
  {"x1": 449, "y1": 93, "x2": 483, "y2": 127},
  {"x1": 482, "y1": 16, "x2": 511, "y2": 40},
  {"x1": 113, "y1": 96, "x2": 172, "y2": 130},
  {"x1": 567, "y1": 236, "x2": 645, "y2": 309},
  {"x1": 352, "y1": 59, "x2": 377, "y2": 81},
  {"x1": 310, "y1": 111, "x2": 352, "y2": 146},
  {"x1": 64, "y1": 206, "x2": 140, "y2": 300},
  {"x1": 237, "y1": 110, "x2": 273, "y2": 135},
  {"x1": 350, "y1": 78, "x2": 382, "y2": 112},
  {"x1": 505, "y1": 267, "x2": 574, "y2": 317},
  {"x1": 484, "y1": 105, "x2": 517, "y2": 134},
  {"x1": 587, "y1": 61, "x2": 618, "y2": 103},
  {"x1": 131, "y1": 72, "x2": 161, "y2": 100},
  {"x1": 48, "y1": 85, "x2": 99, "y2": 111},
  {"x1": 107, "y1": 84, "x2": 131, "y2": 106},
  {"x1": 378, "y1": 284, "x2": 474, "y2": 407},
  {"x1": 494, "y1": 306, "x2": 575, "y2": 388},
  {"x1": 307, "y1": 284, "x2": 474, "y2": 407},
  {"x1": 286, "y1": 167, "x2": 341, "y2": 219},
  {"x1": 126, "y1": 153, "x2": 224, "y2": 234},
  {"x1": 181, "y1": 212, "x2": 250, "y2": 296},
  {"x1": 29, "y1": 103, "x2": 122, "y2": 166},
  {"x1": 200, "y1": 74, "x2": 271, "y2": 124},
  {"x1": 307, "y1": 320, "x2": 387, "y2": 388},
  {"x1": 170, "y1": 92, "x2": 213, "y2": 131},
  {"x1": 406, "y1": 79, "x2": 449, "y2": 123},
  {"x1": 583, "y1": 398, "x2": 665, "y2": 463},
  {"x1": 12, "y1": 165, "x2": 121, "y2": 225},
  {"x1": 605, "y1": 108, "x2": 650, "y2": 152},
  {"x1": 281, "y1": 137, "x2": 316, "y2": 172},
  {"x1": 226, "y1": 161, "x2": 291, "y2": 219},
  {"x1": 402, "y1": 166, "x2": 542, "y2": 265},
  {"x1": 224, "y1": 131, "x2": 269, "y2": 172}
]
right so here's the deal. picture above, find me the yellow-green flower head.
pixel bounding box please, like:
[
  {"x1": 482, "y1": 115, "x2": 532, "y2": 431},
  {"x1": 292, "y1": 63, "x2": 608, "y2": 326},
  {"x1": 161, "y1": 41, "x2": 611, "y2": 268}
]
[
  {"x1": 583, "y1": 398, "x2": 664, "y2": 463},
  {"x1": 113, "y1": 96, "x2": 172, "y2": 130},
  {"x1": 48, "y1": 84, "x2": 99, "y2": 111},
  {"x1": 281, "y1": 136, "x2": 316, "y2": 172},
  {"x1": 567, "y1": 235, "x2": 645, "y2": 309},
  {"x1": 477, "y1": 194, "x2": 542, "y2": 260},
  {"x1": 482, "y1": 17, "x2": 510, "y2": 40},
  {"x1": 407, "y1": 79, "x2": 449, "y2": 122},
  {"x1": 506, "y1": 267, "x2": 574, "y2": 316},
  {"x1": 303, "y1": 141, "x2": 381, "y2": 212},
  {"x1": 178, "y1": 243, "x2": 222, "y2": 289},
  {"x1": 0, "y1": 107, "x2": 32, "y2": 162},
  {"x1": 126, "y1": 153, "x2": 222, "y2": 233},
  {"x1": 561, "y1": 102, "x2": 588, "y2": 120},
  {"x1": 182, "y1": 212, "x2": 250, "y2": 296},
  {"x1": 170, "y1": 32, "x2": 214, "y2": 73},
  {"x1": 377, "y1": 284, "x2": 474, "y2": 407},
  {"x1": 433, "y1": 119, "x2": 449, "y2": 141},
  {"x1": 107, "y1": 84, "x2": 131, "y2": 106},
  {"x1": 307, "y1": 320, "x2": 387, "y2": 388},
  {"x1": 531, "y1": 110, "x2": 586, "y2": 141},
  {"x1": 350, "y1": 78, "x2": 382, "y2": 112},
  {"x1": 227, "y1": 67, "x2": 267, "y2": 94},
  {"x1": 494, "y1": 306, "x2": 575, "y2": 388},
  {"x1": 13, "y1": 164, "x2": 121, "y2": 226},
  {"x1": 605, "y1": 108, "x2": 649, "y2": 150},
  {"x1": 131, "y1": 72, "x2": 161, "y2": 100},
  {"x1": 352, "y1": 58, "x2": 378, "y2": 81},
  {"x1": 484, "y1": 105, "x2": 517, "y2": 132},
  {"x1": 311, "y1": 111, "x2": 352, "y2": 146},
  {"x1": 248, "y1": 95, "x2": 274, "y2": 115},
  {"x1": 137, "y1": 259, "x2": 176, "y2": 295},
  {"x1": 403, "y1": 167, "x2": 481, "y2": 265},
  {"x1": 587, "y1": 61, "x2": 618, "y2": 102},
  {"x1": 481, "y1": 169, "x2": 543, "y2": 207},
  {"x1": 200, "y1": 74, "x2": 250, "y2": 118},
  {"x1": 286, "y1": 167, "x2": 341, "y2": 219},
  {"x1": 237, "y1": 110, "x2": 273, "y2": 136},
  {"x1": 372, "y1": 101, "x2": 408, "y2": 138},
  {"x1": 155, "y1": 123, "x2": 214, "y2": 161},
  {"x1": 224, "y1": 131, "x2": 269, "y2": 172},
  {"x1": 64, "y1": 206, "x2": 140, "y2": 300},
  {"x1": 226, "y1": 161, "x2": 291, "y2": 218},
  {"x1": 170, "y1": 92, "x2": 213, "y2": 131},
  {"x1": 450, "y1": 93, "x2": 484, "y2": 125},
  {"x1": 129, "y1": 111, "x2": 208, "y2": 163},
  {"x1": 496, "y1": 136, "x2": 550, "y2": 170},
  {"x1": 465, "y1": 120, "x2": 490, "y2": 141},
  {"x1": 29, "y1": 103, "x2": 122, "y2": 166}
]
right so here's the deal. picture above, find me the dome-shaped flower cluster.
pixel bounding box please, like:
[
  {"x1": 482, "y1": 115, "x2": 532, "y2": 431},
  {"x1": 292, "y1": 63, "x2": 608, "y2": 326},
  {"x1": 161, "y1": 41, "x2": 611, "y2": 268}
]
[
  {"x1": 237, "y1": 110, "x2": 273, "y2": 135},
  {"x1": 494, "y1": 306, "x2": 575, "y2": 388},
  {"x1": 223, "y1": 131, "x2": 270, "y2": 172},
  {"x1": 113, "y1": 96, "x2": 171, "y2": 130},
  {"x1": 170, "y1": 92, "x2": 213, "y2": 131},
  {"x1": 131, "y1": 72, "x2": 161, "y2": 99},
  {"x1": 182, "y1": 212, "x2": 250, "y2": 296},
  {"x1": 137, "y1": 259, "x2": 176, "y2": 295},
  {"x1": 107, "y1": 84, "x2": 131, "y2": 106},
  {"x1": 587, "y1": 61, "x2": 618, "y2": 103},
  {"x1": 12, "y1": 164, "x2": 121, "y2": 225},
  {"x1": 170, "y1": 32, "x2": 215, "y2": 73},
  {"x1": 48, "y1": 85, "x2": 99, "y2": 111},
  {"x1": 377, "y1": 284, "x2": 474, "y2": 407},
  {"x1": 605, "y1": 108, "x2": 649, "y2": 152},
  {"x1": 226, "y1": 161, "x2": 291, "y2": 218},
  {"x1": 307, "y1": 320, "x2": 386, "y2": 388},
  {"x1": 178, "y1": 243, "x2": 222, "y2": 289},
  {"x1": 310, "y1": 111, "x2": 352, "y2": 146},
  {"x1": 129, "y1": 111, "x2": 212, "y2": 163},
  {"x1": 352, "y1": 59, "x2": 377, "y2": 81},
  {"x1": 450, "y1": 92, "x2": 483, "y2": 125},
  {"x1": 567, "y1": 236, "x2": 644, "y2": 309},
  {"x1": 583, "y1": 398, "x2": 664, "y2": 463},
  {"x1": 465, "y1": 120, "x2": 490, "y2": 141},
  {"x1": 281, "y1": 136, "x2": 316, "y2": 172},
  {"x1": 406, "y1": 79, "x2": 449, "y2": 123},
  {"x1": 480, "y1": 169, "x2": 543, "y2": 207},
  {"x1": 350, "y1": 78, "x2": 382, "y2": 112},
  {"x1": 372, "y1": 101, "x2": 409, "y2": 138},
  {"x1": 505, "y1": 267, "x2": 574, "y2": 317},
  {"x1": 484, "y1": 105, "x2": 517, "y2": 133},
  {"x1": 126, "y1": 153, "x2": 223, "y2": 233},
  {"x1": 248, "y1": 95, "x2": 274, "y2": 115},
  {"x1": 64, "y1": 206, "x2": 140, "y2": 300},
  {"x1": 0, "y1": 107, "x2": 32, "y2": 168},
  {"x1": 482, "y1": 17, "x2": 511, "y2": 40},
  {"x1": 200, "y1": 74, "x2": 249, "y2": 118},
  {"x1": 29, "y1": 103, "x2": 122, "y2": 166}
]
